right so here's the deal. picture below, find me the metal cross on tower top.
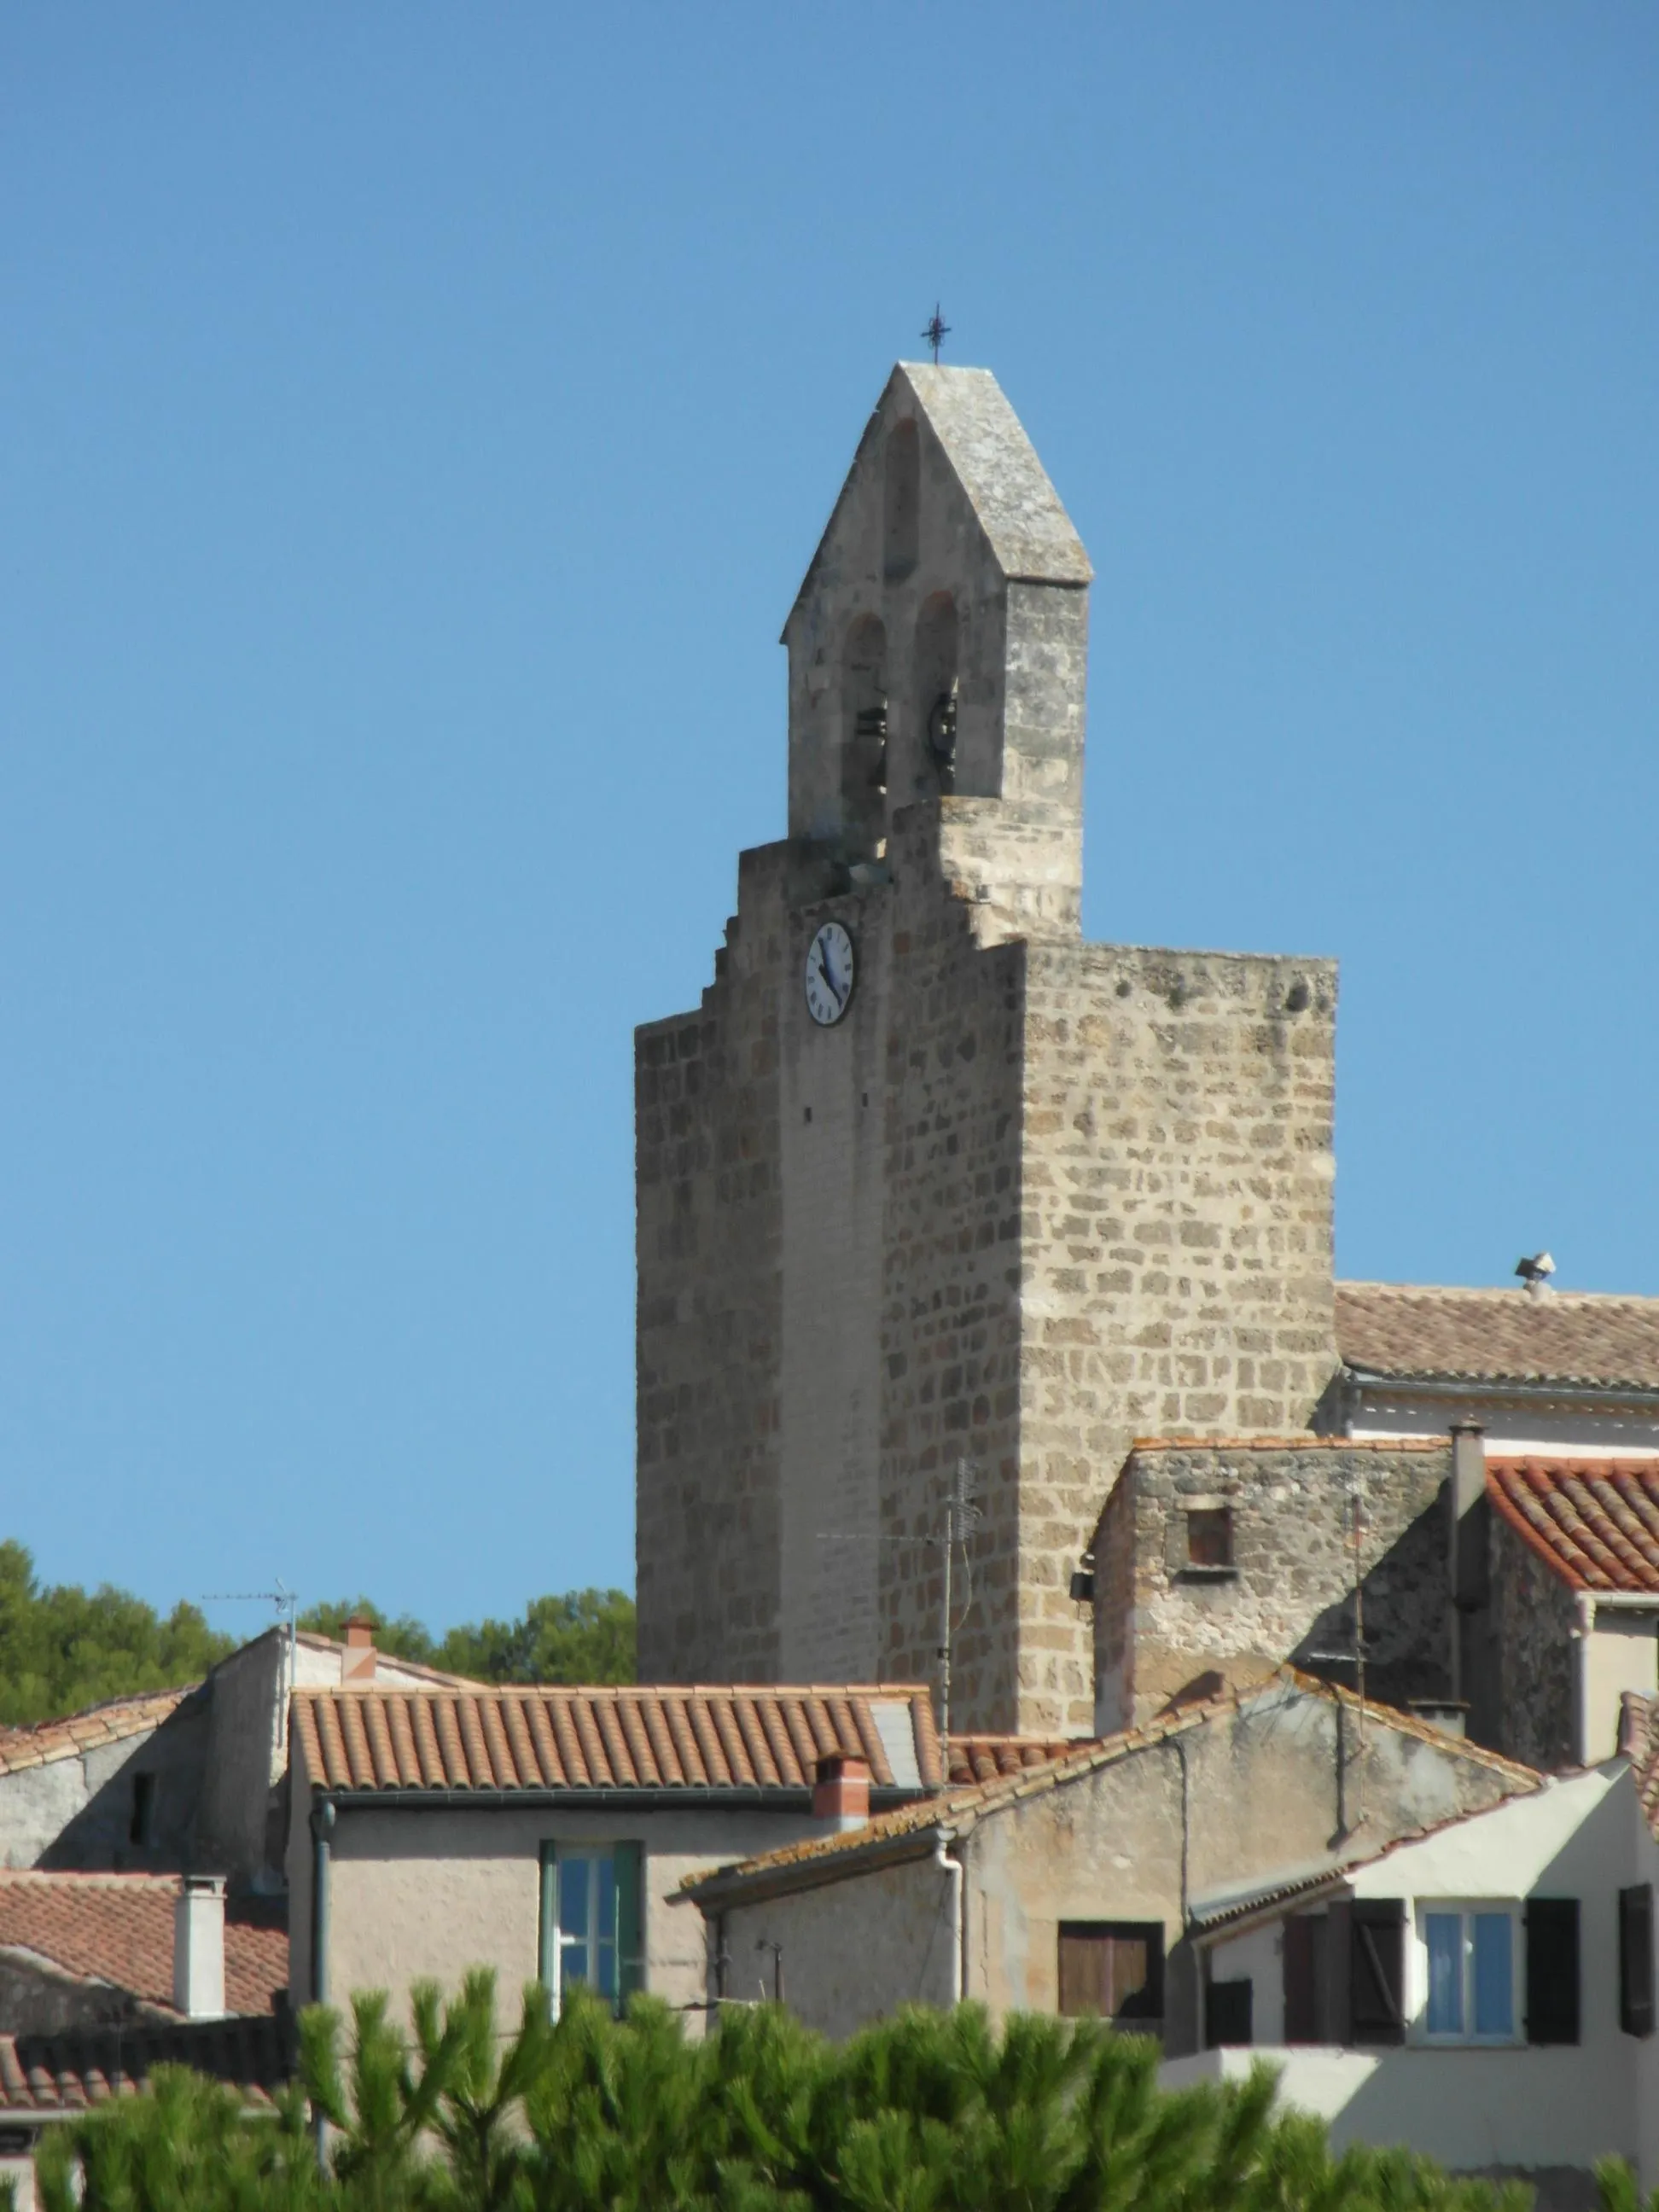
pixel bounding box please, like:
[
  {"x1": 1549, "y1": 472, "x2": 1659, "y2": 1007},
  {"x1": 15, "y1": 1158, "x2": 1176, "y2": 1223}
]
[{"x1": 922, "y1": 304, "x2": 951, "y2": 364}]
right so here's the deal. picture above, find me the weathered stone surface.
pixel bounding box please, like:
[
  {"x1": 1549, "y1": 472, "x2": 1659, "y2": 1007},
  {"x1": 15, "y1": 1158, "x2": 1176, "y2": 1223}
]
[
  {"x1": 636, "y1": 365, "x2": 1342, "y2": 1732},
  {"x1": 1092, "y1": 1439, "x2": 1452, "y2": 1733}
]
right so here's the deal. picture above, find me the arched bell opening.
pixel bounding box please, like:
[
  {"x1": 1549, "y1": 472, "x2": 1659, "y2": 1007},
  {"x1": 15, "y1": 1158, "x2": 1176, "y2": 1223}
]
[
  {"x1": 882, "y1": 420, "x2": 919, "y2": 583},
  {"x1": 914, "y1": 591, "x2": 959, "y2": 796},
  {"x1": 840, "y1": 613, "x2": 888, "y2": 858}
]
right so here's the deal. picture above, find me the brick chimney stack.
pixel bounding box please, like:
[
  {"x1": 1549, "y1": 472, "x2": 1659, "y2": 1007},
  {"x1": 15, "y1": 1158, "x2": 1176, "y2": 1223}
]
[
  {"x1": 812, "y1": 1755, "x2": 870, "y2": 1831},
  {"x1": 341, "y1": 1616, "x2": 377, "y2": 1686}
]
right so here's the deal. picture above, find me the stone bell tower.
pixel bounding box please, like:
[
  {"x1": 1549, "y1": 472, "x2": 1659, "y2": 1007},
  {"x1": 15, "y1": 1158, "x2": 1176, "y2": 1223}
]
[{"x1": 635, "y1": 364, "x2": 1340, "y2": 1735}]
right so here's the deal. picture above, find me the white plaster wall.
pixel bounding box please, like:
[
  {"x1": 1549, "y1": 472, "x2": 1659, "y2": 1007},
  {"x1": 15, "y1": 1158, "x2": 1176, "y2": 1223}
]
[
  {"x1": 1167, "y1": 2046, "x2": 1633, "y2": 2178},
  {"x1": 1584, "y1": 1620, "x2": 1658, "y2": 1766},
  {"x1": 1189, "y1": 1765, "x2": 1659, "y2": 2185}
]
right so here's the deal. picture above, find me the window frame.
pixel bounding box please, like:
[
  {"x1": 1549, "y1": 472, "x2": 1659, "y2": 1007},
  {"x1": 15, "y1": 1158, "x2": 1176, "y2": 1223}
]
[
  {"x1": 538, "y1": 1841, "x2": 645, "y2": 2019},
  {"x1": 1057, "y1": 1919, "x2": 1165, "y2": 2034},
  {"x1": 1413, "y1": 1901, "x2": 1522, "y2": 2047}
]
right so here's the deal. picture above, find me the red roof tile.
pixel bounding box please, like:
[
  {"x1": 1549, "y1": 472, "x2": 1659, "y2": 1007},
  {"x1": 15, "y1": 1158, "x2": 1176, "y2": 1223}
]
[
  {"x1": 1487, "y1": 1458, "x2": 1659, "y2": 1592},
  {"x1": 0, "y1": 1875, "x2": 286, "y2": 2018},
  {"x1": 947, "y1": 1735, "x2": 1080, "y2": 1784},
  {"x1": 293, "y1": 1684, "x2": 943, "y2": 1795},
  {"x1": 1338, "y1": 1281, "x2": 1659, "y2": 1391},
  {"x1": 0, "y1": 1691, "x2": 192, "y2": 1777},
  {"x1": 0, "y1": 2014, "x2": 292, "y2": 2115}
]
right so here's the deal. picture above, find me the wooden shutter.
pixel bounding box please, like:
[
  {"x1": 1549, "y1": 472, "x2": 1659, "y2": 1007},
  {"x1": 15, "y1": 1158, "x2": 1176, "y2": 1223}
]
[
  {"x1": 1621, "y1": 1885, "x2": 1654, "y2": 2039},
  {"x1": 1348, "y1": 1899, "x2": 1406, "y2": 2045},
  {"x1": 1057, "y1": 1923, "x2": 1164, "y2": 2029},
  {"x1": 1283, "y1": 1915, "x2": 1326, "y2": 2043},
  {"x1": 1525, "y1": 1898, "x2": 1580, "y2": 2046},
  {"x1": 614, "y1": 1840, "x2": 645, "y2": 2002},
  {"x1": 1205, "y1": 1978, "x2": 1253, "y2": 2048}
]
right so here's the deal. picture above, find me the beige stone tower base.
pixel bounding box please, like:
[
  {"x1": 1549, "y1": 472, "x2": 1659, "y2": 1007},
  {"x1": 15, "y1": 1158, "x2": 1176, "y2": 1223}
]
[{"x1": 636, "y1": 365, "x2": 1339, "y2": 1735}]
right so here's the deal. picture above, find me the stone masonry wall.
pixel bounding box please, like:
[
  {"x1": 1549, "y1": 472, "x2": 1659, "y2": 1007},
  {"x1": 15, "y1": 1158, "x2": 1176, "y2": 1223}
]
[
  {"x1": 1489, "y1": 1514, "x2": 1577, "y2": 1771},
  {"x1": 1016, "y1": 946, "x2": 1341, "y2": 1733},
  {"x1": 1092, "y1": 1440, "x2": 1452, "y2": 1733},
  {"x1": 635, "y1": 844, "x2": 787, "y2": 1685}
]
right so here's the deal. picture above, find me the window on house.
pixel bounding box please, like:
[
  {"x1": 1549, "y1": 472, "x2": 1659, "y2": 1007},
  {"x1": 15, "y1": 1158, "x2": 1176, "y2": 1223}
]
[
  {"x1": 1421, "y1": 1906, "x2": 1517, "y2": 2042},
  {"x1": 128, "y1": 1772, "x2": 155, "y2": 1848},
  {"x1": 538, "y1": 1842, "x2": 644, "y2": 2013},
  {"x1": 1057, "y1": 1922, "x2": 1164, "y2": 2031},
  {"x1": 1186, "y1": 1508, "x2": 1233, "y2": 1570},
  {"x1": 1347, "y1": 1898, "x2": 1406, "y2": 2045}
]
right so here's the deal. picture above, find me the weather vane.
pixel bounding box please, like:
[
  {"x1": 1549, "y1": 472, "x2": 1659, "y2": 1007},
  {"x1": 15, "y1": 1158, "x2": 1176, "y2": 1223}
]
[{"x1": 922, "y1": 303, "x2": 950, "y2": 364}]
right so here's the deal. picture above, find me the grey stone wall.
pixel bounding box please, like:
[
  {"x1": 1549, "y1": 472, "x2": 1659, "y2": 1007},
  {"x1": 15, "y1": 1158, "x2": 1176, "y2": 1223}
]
[
  {"x1": 636, "y1": 847, "x2": 787, "y2": 1685},
  {"x1": 1092, "y1": 1440, "x2": 1452, "y2": 1733},
  {"x1": 1488, "y1": 1514, "x2": 1577, "y2": 1770},
  {"x1": 634, "y1": 365, "x2": 1343, "y2": 1730}
]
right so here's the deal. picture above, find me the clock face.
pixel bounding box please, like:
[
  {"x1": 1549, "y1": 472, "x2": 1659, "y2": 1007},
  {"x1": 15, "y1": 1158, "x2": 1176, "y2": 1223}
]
[{"x1": 804, "y1": 921, "x2": 855, "y2": 1027}]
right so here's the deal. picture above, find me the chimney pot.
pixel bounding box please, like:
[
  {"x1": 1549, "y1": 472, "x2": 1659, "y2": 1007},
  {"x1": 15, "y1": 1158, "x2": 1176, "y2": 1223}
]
[
  {"x1": 341, "y1": 1617, "x2": 377, "y2": 1685},
  {"x1": 813, "y1": 1754, "x2": 871, "y2": 1830},
  {"x1": 173, "y1": 1875, "x2": 226, "y2": 2020}
]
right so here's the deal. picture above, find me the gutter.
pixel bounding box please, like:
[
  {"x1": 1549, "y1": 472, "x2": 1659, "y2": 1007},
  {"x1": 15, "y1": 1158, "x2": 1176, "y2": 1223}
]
[
  {"x1": 683, "y1": 1825, "x2": 948, "y2": 1911},
  {"x1": 933, "y1": 1831, "x2": 964, "y2": 2005},
  {"x1": 301, "y1": 1784, "x2": 923, "y2": 1815},
  {"x1": 1343, "y1": 1365, "x2": 1659, "y2": 1412}
]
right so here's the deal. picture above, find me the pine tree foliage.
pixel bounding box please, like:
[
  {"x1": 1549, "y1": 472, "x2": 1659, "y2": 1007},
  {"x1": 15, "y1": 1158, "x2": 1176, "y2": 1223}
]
[{"x1": 29, "y1": 1972, "x2": 1563, "y2": 2212}]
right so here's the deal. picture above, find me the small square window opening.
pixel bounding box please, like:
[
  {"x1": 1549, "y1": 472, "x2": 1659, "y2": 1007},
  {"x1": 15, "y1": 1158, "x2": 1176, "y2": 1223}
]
[{"x1": 1186, "y1": 1508, "x2": 1233, "y2": 1569}]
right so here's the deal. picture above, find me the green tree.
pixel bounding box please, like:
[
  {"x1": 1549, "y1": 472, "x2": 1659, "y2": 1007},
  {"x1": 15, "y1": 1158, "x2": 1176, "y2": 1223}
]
[
  {"x1": 0, "y1": 1541, "x2": 232, "y2": 1727},
  {"x1": 436, "y1": 1591, "x2": 635, "y2": 1685}
]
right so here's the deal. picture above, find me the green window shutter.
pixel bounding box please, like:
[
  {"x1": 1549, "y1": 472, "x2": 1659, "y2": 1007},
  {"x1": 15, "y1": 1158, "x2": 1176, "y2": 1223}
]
[
  {"x1": 1525, "y1": 1897, "x2": 1580, "y2": 2046},
  {"x1": 614, "y1": 1839, "x2": 645, "y2": 2002},
  {"x1": 1621, "y1": 1884, "x2": 1655, "y2": 2037},
  {"x1": 538, "y1": 1842, "x2": 559, "y2": 2000}
]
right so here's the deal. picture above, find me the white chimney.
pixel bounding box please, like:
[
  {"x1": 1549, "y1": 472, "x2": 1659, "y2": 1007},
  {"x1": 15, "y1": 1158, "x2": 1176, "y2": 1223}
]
[{"x1": 173, "y1": 1875, "x2": 226, "y2": 2020}]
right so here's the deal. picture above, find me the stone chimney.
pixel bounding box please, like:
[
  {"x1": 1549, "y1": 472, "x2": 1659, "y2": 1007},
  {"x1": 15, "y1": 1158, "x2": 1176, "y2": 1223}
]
[
  {"x1": 813, "y1": 1754, "x2": 870, "y2": 1831},
  {"x1": 173, "y1": 1875, "x2": 226, "y2": 2020},
  {"x1": 341, "y1": 1616, "x2": 377, "y2": 1686}
]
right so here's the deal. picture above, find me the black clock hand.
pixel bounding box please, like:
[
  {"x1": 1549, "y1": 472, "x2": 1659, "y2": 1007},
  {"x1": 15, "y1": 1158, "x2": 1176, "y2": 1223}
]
[{"x1": 817, "y1": 940, "x2": 838, "y2": 1001}]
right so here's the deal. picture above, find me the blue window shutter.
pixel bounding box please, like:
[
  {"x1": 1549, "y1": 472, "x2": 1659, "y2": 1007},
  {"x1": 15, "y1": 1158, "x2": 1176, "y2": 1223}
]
[{"x1": 615, "y1": 1840, "x2": 645, "y2": 2001}]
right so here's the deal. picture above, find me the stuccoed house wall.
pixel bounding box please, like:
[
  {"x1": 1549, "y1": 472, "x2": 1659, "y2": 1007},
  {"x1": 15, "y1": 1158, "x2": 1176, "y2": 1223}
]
[
  {"x1": 1091, "y1": 1439, "x2": 1453, "y2": 1735},
  {"x1": 0, "y1": 1691, "x2": 207, "y2": 1875},
  {"x1": 688, "y1": 1673, "x2": 1539, "y2": 2055},
  {"x1": 1173, "y1": 1759, "x2": 1659, "y2": 2204},
  {"x1": 637, "y1": 359, "x2": 1342, "y2": 1739},
  {"x1": 287, "y1": 1684, "x2": 942, "y2": 2029}
]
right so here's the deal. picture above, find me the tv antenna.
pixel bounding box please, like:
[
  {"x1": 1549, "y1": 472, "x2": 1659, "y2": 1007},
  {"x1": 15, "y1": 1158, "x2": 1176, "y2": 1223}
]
[
  {"x1": 200, "y1": 1580, "x2": 299, "y2": 1693},
  {"x1": 818, "y1": 1457, "x2": 982, "y2": 1759},
  {"x1": 1303, "y1": 1476, "x2": 1370, "y2": 1831}
]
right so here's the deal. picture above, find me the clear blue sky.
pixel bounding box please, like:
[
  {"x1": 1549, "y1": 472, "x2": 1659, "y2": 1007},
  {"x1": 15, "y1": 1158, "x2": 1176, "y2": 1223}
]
[{"x1": 3, "y1": 7, "x2": 1655, "y2": 1640}]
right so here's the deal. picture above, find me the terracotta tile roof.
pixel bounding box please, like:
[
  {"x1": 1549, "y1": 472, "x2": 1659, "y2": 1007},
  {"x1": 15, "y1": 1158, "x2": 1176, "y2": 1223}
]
[
  {"x1": 0, "y1": 2013, "x2": 293, "y2": 2115},
  {"x1": 0, "y1": 1875, "x2": 287, "y2": 2018},
  {"x1": 1487, "y1": 1457, "x2": 1659, "y2": 1592},
  {"x1": 681, "y1": 1669, "x2": 1542, "y2": 1902},
  {"x1": 0, "y1": 1691, "x2": 194, "y2": 1777},
  {"x1": 947, "y1": 1735, "x2": 1080, "y2": 1784},
  {"x1": 1626, "y1": 1697, "x2": 1659, "y2": 1838},
  {"x1": 293, "y1": 1684, "x2": 944, "y2": 1796},
  {"x1": 1337, "y1": 1280, "x2": 1659, "y2": 1392}
]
